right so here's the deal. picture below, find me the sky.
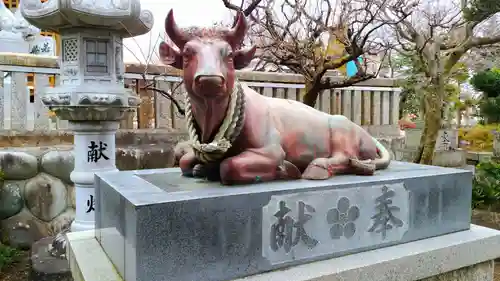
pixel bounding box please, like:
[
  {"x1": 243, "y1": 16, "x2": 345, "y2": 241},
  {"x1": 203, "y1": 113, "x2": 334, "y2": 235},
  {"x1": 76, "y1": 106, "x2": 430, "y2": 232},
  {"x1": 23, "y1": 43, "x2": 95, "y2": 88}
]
[{"x1": 123, "y1": 0, "x2": 232, "y2": 63}]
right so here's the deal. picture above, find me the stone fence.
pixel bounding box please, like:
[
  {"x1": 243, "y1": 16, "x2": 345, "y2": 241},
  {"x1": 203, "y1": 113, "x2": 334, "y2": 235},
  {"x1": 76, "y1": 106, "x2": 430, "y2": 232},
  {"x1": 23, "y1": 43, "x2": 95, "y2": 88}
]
[{"x1": 0, "y1": 53, "x2": 401, "y2": 135}]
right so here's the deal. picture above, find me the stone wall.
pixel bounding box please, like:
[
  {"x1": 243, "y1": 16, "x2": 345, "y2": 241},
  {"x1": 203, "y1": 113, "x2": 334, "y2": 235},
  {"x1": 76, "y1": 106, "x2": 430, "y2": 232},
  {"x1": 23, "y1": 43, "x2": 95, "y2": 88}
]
[
  {"x1": 0, "y1": 129, "x2": 186, "y2": 147},
  {"x1": 0, "y1": 148, "x2": 74, "y2": 249},
  {"x1": 0, "y1": 131, "x2": 187, "y2": 248}
]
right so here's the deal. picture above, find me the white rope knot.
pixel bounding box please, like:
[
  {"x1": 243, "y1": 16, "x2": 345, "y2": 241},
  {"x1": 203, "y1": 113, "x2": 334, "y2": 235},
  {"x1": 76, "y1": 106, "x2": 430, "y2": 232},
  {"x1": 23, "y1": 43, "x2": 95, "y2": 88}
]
[
  {"x1": 195, "y1": 138, "x2": 231, "y2": 154},
  {"x1": 185, "y1": 82, "x2": 245, "y2": 163}
]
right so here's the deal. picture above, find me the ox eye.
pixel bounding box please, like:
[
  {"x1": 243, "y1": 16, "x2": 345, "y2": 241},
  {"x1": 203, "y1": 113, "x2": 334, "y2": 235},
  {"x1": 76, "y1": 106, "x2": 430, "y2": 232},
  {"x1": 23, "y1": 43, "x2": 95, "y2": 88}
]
[{"x1": 225, "y1": 51, "x2": 234, "y2": 61}]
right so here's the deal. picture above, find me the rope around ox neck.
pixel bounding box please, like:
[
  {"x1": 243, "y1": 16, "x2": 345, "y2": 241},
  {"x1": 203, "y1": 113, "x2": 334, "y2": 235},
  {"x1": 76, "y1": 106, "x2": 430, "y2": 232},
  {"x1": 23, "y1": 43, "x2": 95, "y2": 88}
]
[{"x1": 185, "y1": 83, "x2": 245, "y2": 163}]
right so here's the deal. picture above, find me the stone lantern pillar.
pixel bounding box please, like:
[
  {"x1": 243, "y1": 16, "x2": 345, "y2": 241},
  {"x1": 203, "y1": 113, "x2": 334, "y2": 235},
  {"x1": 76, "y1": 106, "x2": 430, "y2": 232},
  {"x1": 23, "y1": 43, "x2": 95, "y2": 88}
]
[{"x1": 21, "y1": 0, "x2": 153, "y2": 232}]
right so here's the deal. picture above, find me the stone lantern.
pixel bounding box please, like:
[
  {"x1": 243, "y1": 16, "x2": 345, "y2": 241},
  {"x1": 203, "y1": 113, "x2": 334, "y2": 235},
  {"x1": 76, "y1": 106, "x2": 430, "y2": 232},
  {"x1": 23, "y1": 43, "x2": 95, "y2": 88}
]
[{"x1": 21, "y1": 0, "x2": 153, "y2": 232}]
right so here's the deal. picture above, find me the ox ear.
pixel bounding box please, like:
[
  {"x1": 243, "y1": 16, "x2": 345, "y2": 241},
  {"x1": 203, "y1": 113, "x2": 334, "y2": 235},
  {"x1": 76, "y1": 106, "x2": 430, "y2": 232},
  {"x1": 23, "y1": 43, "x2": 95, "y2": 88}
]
[
  {"x1": 159, "y1": 41, "x2": 183, "y2": 69},
  {"x1": 233, "y1": 45, "x2": 257, "y2": 70}
]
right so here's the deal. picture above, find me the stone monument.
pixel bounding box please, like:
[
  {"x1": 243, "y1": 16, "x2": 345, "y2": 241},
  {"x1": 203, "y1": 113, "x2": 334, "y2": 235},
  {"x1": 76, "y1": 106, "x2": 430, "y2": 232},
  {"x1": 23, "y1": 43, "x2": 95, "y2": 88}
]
[
  {"x1": 397, "y1": 126, "x2": 466, "y2": 168},
  {"x1": 20, "y1": 0, "x2": 153, "y2": 232},
  {"x1": 66, "y1": 10, "x2": 500, "y2": 281}
]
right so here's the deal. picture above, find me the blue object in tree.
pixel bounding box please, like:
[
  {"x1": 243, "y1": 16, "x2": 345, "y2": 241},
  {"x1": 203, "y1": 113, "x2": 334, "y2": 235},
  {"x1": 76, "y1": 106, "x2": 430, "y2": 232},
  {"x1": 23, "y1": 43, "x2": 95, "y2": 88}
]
[{"x1": 346, "y1": 57, "x2": 363, "y2": 77}]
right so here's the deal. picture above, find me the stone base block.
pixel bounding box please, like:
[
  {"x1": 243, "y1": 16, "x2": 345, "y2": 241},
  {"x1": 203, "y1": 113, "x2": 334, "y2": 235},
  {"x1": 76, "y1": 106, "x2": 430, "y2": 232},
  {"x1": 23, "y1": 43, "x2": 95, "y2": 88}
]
[
  {"x1": 395, "y1": 148, "x2": 467, "y2": 167},
  {"x1": 420, "y1": 261, "x2": 492, "y2": 281},
  {"x1": 376, "y1": 135, "x2": 405, "y2": 160},
  {"x1": 67, "y1": 225, "x2": 500, "y2": 281},
  {"x1": 30, "y1": 237, "x2": 72, "y2": 281},
  {"x1": 95, "y1": 162, "x2": 473, "y2": 281}
]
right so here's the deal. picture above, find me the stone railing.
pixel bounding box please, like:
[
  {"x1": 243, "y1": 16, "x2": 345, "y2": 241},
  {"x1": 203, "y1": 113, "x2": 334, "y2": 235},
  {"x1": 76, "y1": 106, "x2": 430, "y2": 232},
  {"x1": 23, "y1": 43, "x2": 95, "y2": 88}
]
[{"x1": 0, "y1": 53, "x2": 401, "y2": 135}]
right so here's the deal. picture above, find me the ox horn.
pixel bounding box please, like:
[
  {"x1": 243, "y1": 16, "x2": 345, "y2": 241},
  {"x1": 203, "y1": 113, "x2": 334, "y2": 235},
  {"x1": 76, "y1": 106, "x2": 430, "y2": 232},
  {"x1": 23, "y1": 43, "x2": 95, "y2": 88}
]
[
  {"x1": 165, "y1": 9, "x2": 188, "y2": 48},
  {"x1": 225, "y1": 11, "x2": 248, "y2": 48}
]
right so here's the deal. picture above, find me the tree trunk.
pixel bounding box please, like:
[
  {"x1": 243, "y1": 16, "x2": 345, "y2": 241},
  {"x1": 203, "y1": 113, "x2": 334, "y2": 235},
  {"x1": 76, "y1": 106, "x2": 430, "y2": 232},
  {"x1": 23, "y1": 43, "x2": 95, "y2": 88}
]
[
  {"x1": 414, "y1": 78, "x2": 444, "y2": 164},
  {"x1": 457, "y1": 111, "x2": 463, "y2": 128},
  {"x1": 302, "y1": 82, "x2": 322, "y2": 107},
  {"x1": 445, "y1": 104, "x2": 453, "y2": 128},
  {"x1": 399, "y1": 92, "x2": 408, "y2": 120}
]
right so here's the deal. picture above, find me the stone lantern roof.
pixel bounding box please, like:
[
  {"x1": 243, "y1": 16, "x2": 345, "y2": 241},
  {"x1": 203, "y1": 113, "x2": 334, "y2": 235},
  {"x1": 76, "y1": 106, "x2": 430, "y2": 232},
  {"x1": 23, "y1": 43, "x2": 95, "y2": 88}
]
[{"x1": 20, "y1": 0, "x2": 153, "y2": 37}]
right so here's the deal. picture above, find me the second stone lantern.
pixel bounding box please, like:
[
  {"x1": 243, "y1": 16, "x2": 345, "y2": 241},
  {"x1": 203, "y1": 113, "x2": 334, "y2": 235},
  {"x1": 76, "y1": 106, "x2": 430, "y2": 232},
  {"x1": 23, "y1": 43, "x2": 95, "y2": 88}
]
[{"x1": 21, "y1": 0, "x2": 153, "y2": 232}]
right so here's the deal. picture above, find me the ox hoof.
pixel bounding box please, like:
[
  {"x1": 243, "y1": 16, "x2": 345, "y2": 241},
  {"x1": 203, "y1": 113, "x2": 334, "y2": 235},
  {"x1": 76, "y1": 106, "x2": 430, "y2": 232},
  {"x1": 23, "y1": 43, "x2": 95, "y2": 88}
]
[
  {"x1": 204, "y1": 162, "x2": 221, "y2": 182},
  {"x1": 192, "y1": 164, "x2": 207, "y2": 178},
  {"x1": 181, "y1": 169, "x2": 195, "y2": 177},
  {"x1": 302, "y1": 165, "x2": 330, "y2": 180}
]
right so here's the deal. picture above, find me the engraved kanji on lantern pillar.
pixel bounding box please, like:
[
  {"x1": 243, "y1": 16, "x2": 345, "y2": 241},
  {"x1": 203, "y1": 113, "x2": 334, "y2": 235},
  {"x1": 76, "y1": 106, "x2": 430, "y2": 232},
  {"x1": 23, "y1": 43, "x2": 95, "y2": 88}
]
[{"x1": 21, "y1": 0, "x2": 154, "y2": 232}]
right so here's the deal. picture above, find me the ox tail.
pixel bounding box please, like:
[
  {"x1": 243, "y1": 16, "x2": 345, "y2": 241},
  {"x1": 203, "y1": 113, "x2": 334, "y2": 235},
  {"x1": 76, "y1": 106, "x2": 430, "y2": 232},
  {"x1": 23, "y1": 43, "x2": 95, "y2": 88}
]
[{"x1": 371, "y1": 137, "x2": 391, "y2": 170}]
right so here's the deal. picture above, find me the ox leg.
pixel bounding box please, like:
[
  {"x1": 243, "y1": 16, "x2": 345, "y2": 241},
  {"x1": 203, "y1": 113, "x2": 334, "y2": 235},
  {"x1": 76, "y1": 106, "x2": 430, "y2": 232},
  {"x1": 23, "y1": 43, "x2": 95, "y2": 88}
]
[
  {"x1": 302, "y1": 153, "x2": 350, "y2": 180},
  {"x1": 302, "y1": 153, "x2": 376, "y2": 180},
  {"x1": 180, "y1": 154, "x2": 222, "y2": 181},
  {"x1": 198, "y1": 162, "x2": 222, "y2": 181},
  {"x1": 220, "y1": 148, "x2": 301, "y2": 185},
  {"x1": 179, "y1": 151, "x2": 205, "y2": 178},
  {"x1": 174, "y1": 141, "x2": 193, "y2": 166}
]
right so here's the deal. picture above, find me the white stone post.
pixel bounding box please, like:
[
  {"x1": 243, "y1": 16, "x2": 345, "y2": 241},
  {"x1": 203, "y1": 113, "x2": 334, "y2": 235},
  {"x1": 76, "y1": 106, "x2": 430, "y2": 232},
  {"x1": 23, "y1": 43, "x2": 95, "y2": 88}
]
[
  {"x1": 39, "y1": 80, "x2": 139, "y2": 233},
  {"x1": 70, "y1": 122, "x2": 119, "y2": 232}
]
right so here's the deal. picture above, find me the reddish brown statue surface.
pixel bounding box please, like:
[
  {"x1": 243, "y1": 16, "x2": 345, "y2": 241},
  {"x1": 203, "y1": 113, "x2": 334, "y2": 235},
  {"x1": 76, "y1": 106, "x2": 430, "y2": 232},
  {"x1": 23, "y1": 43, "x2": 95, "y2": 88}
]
[{"x1": 161, "y1": 9, "x2": 391, "y2": 185}]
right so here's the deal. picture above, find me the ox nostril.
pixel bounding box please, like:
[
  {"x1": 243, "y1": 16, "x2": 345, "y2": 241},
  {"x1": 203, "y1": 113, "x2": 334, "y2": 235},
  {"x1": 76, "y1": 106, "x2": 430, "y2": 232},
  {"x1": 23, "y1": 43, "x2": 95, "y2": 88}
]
[{"x1": 195, "y1": 75, "x2": 224, "y2": 86}]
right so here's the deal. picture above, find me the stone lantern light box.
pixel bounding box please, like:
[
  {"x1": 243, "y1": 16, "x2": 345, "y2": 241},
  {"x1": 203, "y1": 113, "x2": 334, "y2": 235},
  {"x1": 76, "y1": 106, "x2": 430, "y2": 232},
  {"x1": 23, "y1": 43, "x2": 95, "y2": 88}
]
[
  {"x1": 20, "y1": 0, "x2": 154, "y2": 121},
  {"x1": 63, "y1": 33, "x2": 119, "y2": 82}
]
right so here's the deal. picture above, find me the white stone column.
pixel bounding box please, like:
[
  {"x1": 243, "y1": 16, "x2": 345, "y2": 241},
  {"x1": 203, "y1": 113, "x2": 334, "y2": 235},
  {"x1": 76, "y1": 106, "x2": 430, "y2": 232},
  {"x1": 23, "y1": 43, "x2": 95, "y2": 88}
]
[
  {"x1": 391, "y1": 89, "x2": 401, "y2": 125},
  {"x1": 352, "y1": 90, "x2": 362, "y2": 125},
  {"x1": 382, "y1": 91, "x2": 390, "y2": 125},
  {"x1": 0, "y1": 71, "x2": 4, "y2": 130},
  {"x1": 70, "y1": 121, "x2": 119, "y2": 232}
]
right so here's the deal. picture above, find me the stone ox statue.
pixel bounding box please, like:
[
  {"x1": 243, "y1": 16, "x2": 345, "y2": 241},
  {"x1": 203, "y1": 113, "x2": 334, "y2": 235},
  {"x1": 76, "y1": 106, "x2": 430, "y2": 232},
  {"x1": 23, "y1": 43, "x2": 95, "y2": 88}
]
[{"x1": 161, "y1": 10, "x2": 391, "y2": 185}]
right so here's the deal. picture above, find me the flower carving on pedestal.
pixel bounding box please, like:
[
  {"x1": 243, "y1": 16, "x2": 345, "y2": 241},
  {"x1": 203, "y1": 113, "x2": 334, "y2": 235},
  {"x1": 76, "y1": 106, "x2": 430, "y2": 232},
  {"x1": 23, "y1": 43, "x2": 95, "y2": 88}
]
[{"x1": 326, "y1": 197, "x2": 360, "y2": 239}]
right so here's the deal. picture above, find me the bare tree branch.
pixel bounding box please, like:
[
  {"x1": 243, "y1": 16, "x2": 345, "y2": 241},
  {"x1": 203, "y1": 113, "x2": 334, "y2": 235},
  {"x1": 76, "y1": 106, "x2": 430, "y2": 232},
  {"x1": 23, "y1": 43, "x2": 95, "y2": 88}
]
[
  {"x1": 222, "y1": 0, "x2": 264, "y2": 27},
  {"x1": 139, "y1": 73, "x2": 186, "y2": 116},
  {"x1": 248, "y1": 0, "x2": 418, "y2": 106}
]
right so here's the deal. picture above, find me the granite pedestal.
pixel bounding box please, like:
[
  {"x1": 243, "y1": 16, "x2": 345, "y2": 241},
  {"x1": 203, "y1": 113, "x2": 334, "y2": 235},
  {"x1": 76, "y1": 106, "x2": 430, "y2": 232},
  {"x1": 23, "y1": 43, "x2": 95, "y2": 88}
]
[{"x1": 95, "y1": 161, "x2": 473, "y2": 281}]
